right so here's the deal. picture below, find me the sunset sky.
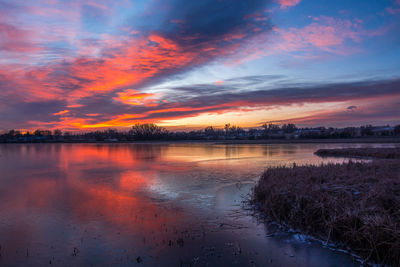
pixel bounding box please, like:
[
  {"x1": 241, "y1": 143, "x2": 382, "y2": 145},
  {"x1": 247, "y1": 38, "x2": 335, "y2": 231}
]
[{"x1": 0, "y1": 0, "x2": 399, "y2": 131}]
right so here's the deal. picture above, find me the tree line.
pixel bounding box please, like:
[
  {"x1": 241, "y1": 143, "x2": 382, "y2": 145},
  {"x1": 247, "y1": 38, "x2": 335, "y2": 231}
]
[{"x1": 1, "y1": 123, "x2": 400, "y2": 143}]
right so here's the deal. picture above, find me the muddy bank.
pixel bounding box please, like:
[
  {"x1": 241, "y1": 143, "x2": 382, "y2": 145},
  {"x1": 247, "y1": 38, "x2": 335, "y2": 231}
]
[{"x1": 253, "y1": 159, "x2": 400, "y2": 266}]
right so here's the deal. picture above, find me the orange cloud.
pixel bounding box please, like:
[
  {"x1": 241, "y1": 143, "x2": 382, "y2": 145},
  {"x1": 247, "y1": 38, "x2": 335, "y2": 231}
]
[
  {"x1": 67, "y1": 104, "x2": 85, "y2": 108},
  {"x1": 53, "y1": 110, "x2": 69, "y2": 116},
  {"x1": 64, "y1": 34, "x2": 198, "y2": 102},
  {"x1": 1, "y1": 32, "x2": 204, "y2": 106},
  {"x1": 66, "y1": 114, "x2": 147, "y2": 129},
  {"x1": 115, "y1": 89, "x2": 158, "y2": 106}
]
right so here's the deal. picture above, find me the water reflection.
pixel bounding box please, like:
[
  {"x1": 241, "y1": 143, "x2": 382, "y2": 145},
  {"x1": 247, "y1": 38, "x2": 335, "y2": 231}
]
[{"x1": 0, "y1": 143, "x2": 390, "y2": 266}]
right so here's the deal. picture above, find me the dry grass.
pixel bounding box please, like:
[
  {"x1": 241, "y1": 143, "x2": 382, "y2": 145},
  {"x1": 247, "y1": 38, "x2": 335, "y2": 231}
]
[
  {"x1": 253, "y1": 160, "x2": 400, "y2": 266},
  {"x1": 315, "y1": 147, "x2": 400, "y2": 159}
]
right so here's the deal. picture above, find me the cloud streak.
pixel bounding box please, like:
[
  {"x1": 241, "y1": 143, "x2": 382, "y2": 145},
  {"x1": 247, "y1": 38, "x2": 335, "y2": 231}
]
[{"x1": 3, "y1": 76, "x2": 399, "y2": 130}]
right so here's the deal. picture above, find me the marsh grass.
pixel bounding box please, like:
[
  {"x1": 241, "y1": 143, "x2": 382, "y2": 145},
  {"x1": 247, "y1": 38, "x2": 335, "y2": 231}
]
[{"x1": 253, "y1": 160, "x2": 400, "y2": 265}]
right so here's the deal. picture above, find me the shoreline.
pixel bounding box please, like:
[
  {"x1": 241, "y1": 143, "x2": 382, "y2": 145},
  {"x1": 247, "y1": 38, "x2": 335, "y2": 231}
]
[
  {"x1": 218, "y1": 137, "x2": 400, "y2": 144},
  {"x1": 1, "y1": 137, "x2": 400, "y2": 144},
  {"x1": 315, "y1": 147, "x2": 400, "y2": 159}
]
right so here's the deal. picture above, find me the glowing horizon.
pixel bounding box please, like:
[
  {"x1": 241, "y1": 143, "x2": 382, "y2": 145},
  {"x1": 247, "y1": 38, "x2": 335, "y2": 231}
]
[{"x1": 1, "y1": 0, "x2": 399, "y2": 131}]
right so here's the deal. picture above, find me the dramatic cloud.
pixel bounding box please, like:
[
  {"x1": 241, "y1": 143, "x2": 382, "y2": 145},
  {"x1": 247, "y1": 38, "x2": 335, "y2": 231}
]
[
  {"x1": 0, "y1": 0, "x2": 273, "y2": 97},
  {"x1": 147, "y1": 78, "x2": 400, "y2": 118},
  {"x1": 3, "y1": 76, "x2": 399, "y2": 130},
  {"x1": 0, "y1": 0, "x2": 399, "y2": 130}
]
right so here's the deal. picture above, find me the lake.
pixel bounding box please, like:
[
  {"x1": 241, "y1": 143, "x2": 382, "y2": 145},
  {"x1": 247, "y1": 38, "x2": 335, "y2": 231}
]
[{"x1": 0, "y1": 143, "x2": 395, "y2": 266}]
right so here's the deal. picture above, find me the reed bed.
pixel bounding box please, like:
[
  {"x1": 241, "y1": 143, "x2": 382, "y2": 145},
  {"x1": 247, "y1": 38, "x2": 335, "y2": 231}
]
[{"x1": 253, "y1": 160, "x2": 400, "y2": 265}]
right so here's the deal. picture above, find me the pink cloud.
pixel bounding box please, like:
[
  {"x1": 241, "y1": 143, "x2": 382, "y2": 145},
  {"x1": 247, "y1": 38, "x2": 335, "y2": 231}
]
[
  {"x1": 278, "y1": 0, "x2": 300, "y2": 8},
  {"x1": 384, "y1": 0, "x2": 400, "y2": 14},
  {"x1": 231, "y1": 15, "x2": 388, "y2": 64},
  {"x1": 243, "y1": 12, "x2": 262, "y2": 20},
  {"x1": 276, "y1": 16, "x2": 363, "y2": 52},
  {"x1": 170, "y1": 19, "x2": 184, "y2": 24},
  {"x1": 0, "y1": 22, "x2": 42, "y2": 53},
  {"x1": 386, "y1": 7, "x2": 400, "y2": 14}
]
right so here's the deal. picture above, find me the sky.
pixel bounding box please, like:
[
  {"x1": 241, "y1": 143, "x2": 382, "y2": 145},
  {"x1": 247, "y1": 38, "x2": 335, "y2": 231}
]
[{"x1": 0, "y1": 0, "x2": 399, "y2": 131}]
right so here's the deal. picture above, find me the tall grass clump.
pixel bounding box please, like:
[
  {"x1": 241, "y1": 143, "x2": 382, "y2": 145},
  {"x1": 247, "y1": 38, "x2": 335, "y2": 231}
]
[{"x1": 253, "y1": 160, "x2": 400, "y2": 266}]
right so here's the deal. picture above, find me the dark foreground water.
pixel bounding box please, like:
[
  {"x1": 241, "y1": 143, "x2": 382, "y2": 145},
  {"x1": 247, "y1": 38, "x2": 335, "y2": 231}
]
[{"x1": 0, "y1": 143, "x2": 396, "y2": 266}]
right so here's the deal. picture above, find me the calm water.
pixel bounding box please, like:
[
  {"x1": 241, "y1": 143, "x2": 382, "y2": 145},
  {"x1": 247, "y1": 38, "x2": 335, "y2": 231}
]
[{"x1": 0, "y1": 143, "x2": 395, "y2": 266}]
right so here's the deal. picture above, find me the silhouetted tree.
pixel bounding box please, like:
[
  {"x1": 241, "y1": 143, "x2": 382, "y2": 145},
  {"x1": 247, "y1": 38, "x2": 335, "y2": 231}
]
[
  {"x1": 262, "y1": 123, "x2": 280, "y2": 138},
  {"x1": 129, "y1": 123, "x2": 168, "y2": 140},
  {"x1": 361, "y1": 125, "x2": 374, "y2": 136},
  {"x1": 8, "y1": 129, "x2": 16, "y2": 137},
  {"x1": 204, "y1": 126, "x2": 216, "y2": 138},
  {"x1": 224, "y1": 123, "x2": 230, "y2": 135},
  {"x1": 53, "y1": 129, "x2": 62, "y2": 136},
  {"x1": 281, "y1": 124, "x2": 297, "y2": 133}
]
